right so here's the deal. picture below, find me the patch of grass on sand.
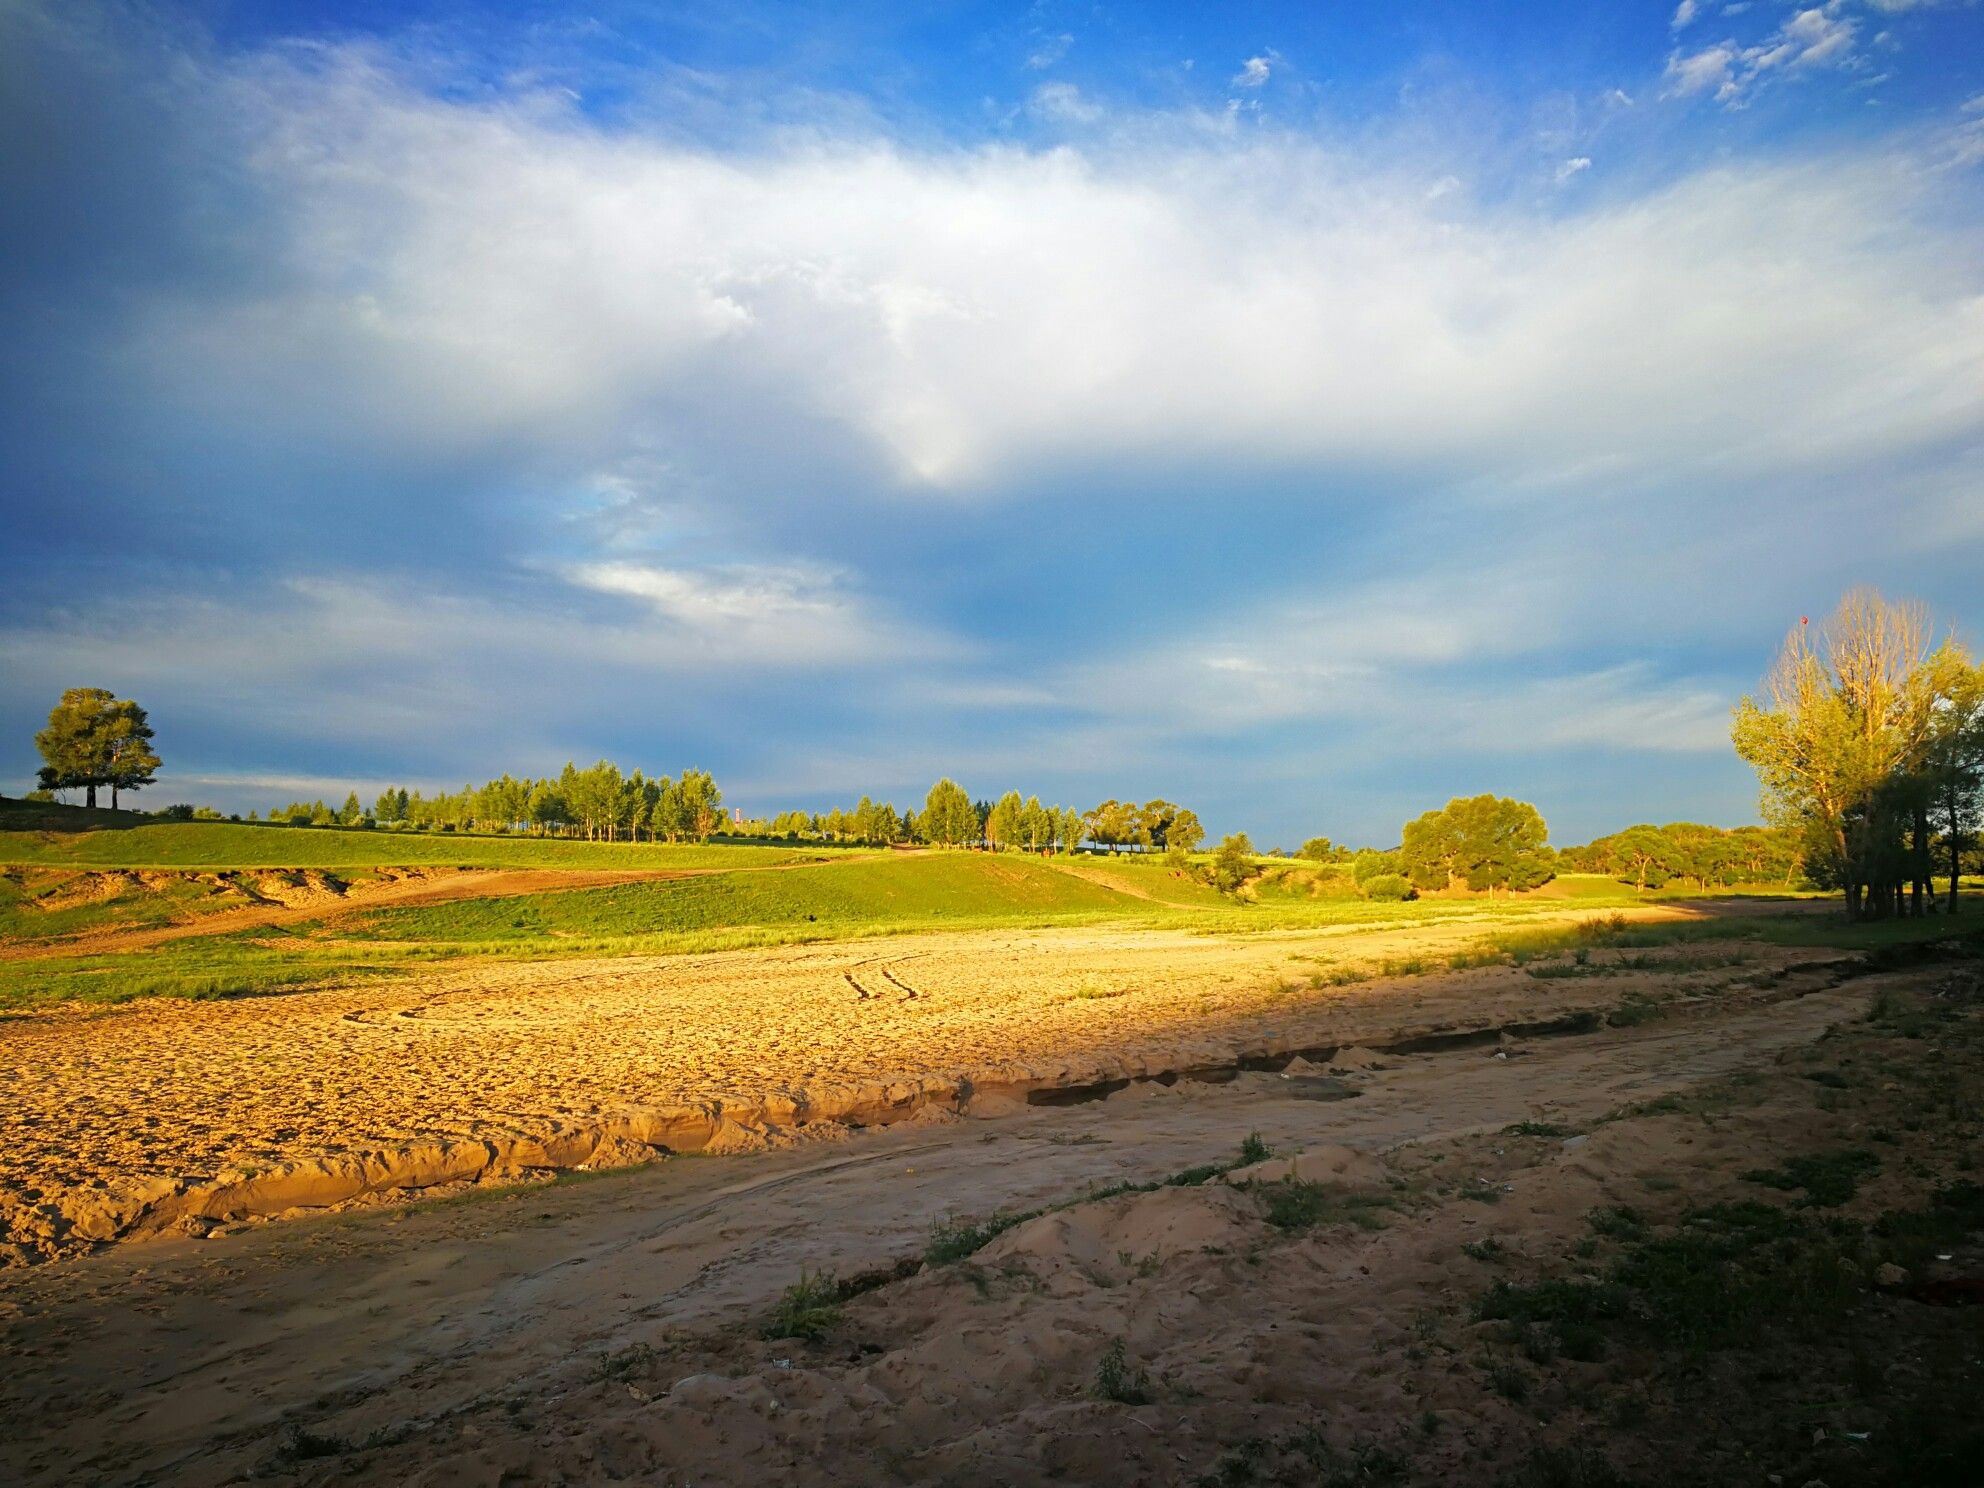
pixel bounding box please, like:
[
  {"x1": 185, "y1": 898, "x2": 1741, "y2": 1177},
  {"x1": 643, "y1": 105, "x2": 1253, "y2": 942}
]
[
  {"x1": 1258, "y1": 1180, "x2": 1394, "y2": 1233},
  {"x1": 1091, "y1": 1338, "x2": 1152, "y2": 1404},
  {"x1": 762, "y1": 1271, "x2": 845, "y2": 1340},
  {"x1": 1740, "y1": 1148, "x2": 1880, "y2": 1208}
]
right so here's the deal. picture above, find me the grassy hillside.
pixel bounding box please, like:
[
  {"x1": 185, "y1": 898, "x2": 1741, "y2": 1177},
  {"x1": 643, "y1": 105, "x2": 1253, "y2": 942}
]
[
  {"x1": 352, "y1": 851, "x2": 1149, "y2": 944},
  {"x1": 0, "y1": 810, "x2": 834, "y2": 870}
]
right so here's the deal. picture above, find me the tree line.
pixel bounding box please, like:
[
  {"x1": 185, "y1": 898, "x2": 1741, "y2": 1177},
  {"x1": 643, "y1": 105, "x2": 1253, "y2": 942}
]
[
  {"x1": 1558, "y1": 822, "x2": 1801, "y2": 894},
  {"x1": 765, "y1": 784, "x2": 1199, "y2": 855},
  {"x1": 1733, "y1": 589, "x2": 1983, "y2": 921}
]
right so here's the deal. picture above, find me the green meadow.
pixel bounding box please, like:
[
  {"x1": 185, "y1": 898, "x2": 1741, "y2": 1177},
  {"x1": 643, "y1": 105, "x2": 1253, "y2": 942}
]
[{"x1": 5, "y1": 803, "x2": 1962, "y2": 1016}]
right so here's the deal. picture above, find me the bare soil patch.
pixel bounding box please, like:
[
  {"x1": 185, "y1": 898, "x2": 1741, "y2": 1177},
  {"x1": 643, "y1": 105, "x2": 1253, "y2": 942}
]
[
  {"x1": 2, "y1": 904, "x2": 1828, "y2": 1261},
  {"x1": 0, "y1": 955, "x2": 1975, "y2": 1486}
]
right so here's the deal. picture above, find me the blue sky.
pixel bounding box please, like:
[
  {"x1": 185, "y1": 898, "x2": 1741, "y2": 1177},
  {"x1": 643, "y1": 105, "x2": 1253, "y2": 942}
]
[{"x1": 2, "y1": 0, "x2": 1981, "y2": 846}]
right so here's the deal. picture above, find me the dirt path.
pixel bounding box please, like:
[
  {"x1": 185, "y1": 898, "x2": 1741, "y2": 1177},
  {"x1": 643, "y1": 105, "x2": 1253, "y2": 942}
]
[
  {"x1": 0, "y1": 904, "x2": 1809, "y2": 1260},
  {"x1": 0, "y1": 976, "x2": 1879, "y2": 1487}
]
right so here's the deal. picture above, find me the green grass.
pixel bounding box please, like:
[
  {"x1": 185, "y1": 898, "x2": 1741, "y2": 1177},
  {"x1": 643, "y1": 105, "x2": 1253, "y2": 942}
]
[
  {"x1": 1257, "y1": 1180, "x2": 1394, "y2": 1233},
  {"x1": 762, "y1": 1271, "x2": 845, "y2": 1339},
  {"x1": 0, "y1": 812, "x2": 833, "y2": 870},
  {"x1": 0, "y1": 866, "x2": 261, "y2": 942},
  {"x1": 349, "y1": 851, "x2": 1148, "y2": 943},
  {"x1": 0, "y1": 933, "x2": 425, "y2": 1011}
]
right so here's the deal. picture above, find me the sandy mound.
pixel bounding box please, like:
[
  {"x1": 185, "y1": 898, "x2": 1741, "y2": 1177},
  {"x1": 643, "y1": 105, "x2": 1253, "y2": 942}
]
[
  {"x1": 977, "y1": 1183, "x2": 1258, "y2": 1288},
  {"x1": 1328, "y1": 1045, "x2": 1388, "y2": 1071},
  {"x1": 1226, "y1": 1142, "x2": 1388, "y2": 1188}
]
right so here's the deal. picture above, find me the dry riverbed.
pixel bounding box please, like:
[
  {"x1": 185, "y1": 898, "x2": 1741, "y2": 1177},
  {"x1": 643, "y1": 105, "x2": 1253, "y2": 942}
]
[
  {"x1": 1, "y1": 905, "x2": 1827, "y2": 1260},
  {"x1": 0, "y1": 944, "x2": 1976, "y2": 1486}
]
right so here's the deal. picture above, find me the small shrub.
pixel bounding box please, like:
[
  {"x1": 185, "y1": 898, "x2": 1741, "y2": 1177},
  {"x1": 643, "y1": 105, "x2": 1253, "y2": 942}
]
[
  {"x1": 926, "y1": 1209, "x2": 1039, "y2": 1265},
  {"x1": 1092, "y1": 1338, "x2": 1152, "y2": 1404},
  {"x1": 1239, "y1": 1131, "x2": 1272, "y2": 1165},
  {"x1": 1260, "y1": 1180, "x2": 1392, "y2": 1232},
  {"x1": 1740, "y1": 1148, "x2": 1878, "y2": 1208},
  {"x1": 1504, "y1": 1120, "x2": 1575, "y2": 1139},
  {"x1": 1362, "y1": 873, "x2": 1414, "y2": 902}
]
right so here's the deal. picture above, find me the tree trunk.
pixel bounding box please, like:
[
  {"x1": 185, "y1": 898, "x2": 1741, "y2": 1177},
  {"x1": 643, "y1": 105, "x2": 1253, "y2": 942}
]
[
  {"x1": 86, "y1": 783, "x2": 98, "y2": 809},
  {"x1": 1950, "y1": 774, "x2": 1965, "y2": 914}
]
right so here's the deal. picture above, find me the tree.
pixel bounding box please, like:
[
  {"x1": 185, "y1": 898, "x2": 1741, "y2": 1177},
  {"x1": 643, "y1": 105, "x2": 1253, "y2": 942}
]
[
  {"x1": 1399, "y1": 795, "x2": 1551, "y2": 894},
  {"x1": 340, "y1": 791, "x2": 364, "y2": 826},
  {"x1": 1733, "y1": 590, "x2": 1972, "y2": 920},
  {"x1": 1210, "y1": 832, "x2": 1256, "y2": 893},
  {"x1": 672, "y1": 769, "x2": 723, "y2": 840},
  {"x1": 1926, "y1": 663, "x2": 1984, "y2": 912},
  {"x1": 1057, "y1": 805, "x2": 1086, "y2": 855},
  {"x1": 1609, "y1": 825, "x2": 1677, "y2": 894},
  {"x1": 35, "y1": 688, "x2": 161, "y2": 809},
  {"x1": 1299, "y1": 836, "x2": 1337, "y2": 863},
  {"x1": 923, "y1": 779, "x2": 976, "y2": 847},
  {"x1": 985, "y1": 791, "x2": 1024, "y2": 851},
  {"x1": 101, "y1": 700, "x2": 159, "y2": 809}
]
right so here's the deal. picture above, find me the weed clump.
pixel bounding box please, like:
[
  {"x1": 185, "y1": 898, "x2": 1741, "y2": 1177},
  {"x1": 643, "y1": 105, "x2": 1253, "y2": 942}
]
[
  {"x1": 1740, "y1": 1148, "x2": 1879, "y2": 1207},
  {"x1": 762, "y1": 1270, "x2": 845, "y2": 1340},
  {"x1": 1259, "y1": 1180, "x2": 1393, "y2": 1233},
  {"x1": 1092, "y1": 1338, "x2": 1152, "y2": 1403}
]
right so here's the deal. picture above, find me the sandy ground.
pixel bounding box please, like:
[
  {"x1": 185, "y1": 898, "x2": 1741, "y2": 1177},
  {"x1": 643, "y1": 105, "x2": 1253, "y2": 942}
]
[
  {"x1": 0, "y1": 903, "x2": 1830, "y2": 1259},
  {"x1": 3, "y1": 958, "x2": 1964, "y2": 1487}
]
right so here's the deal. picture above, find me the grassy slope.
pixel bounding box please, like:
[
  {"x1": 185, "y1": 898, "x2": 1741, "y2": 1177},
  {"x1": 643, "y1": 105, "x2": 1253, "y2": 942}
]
[
  {"x1": 0, "y1": 817, "x2": 834, "y2": 870},
  {"x1": 352, "y1": 851, "x2": 1151, "y2": 943}
]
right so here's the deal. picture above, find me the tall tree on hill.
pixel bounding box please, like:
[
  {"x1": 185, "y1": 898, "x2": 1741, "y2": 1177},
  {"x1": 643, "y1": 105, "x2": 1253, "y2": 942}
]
[
  {"x1": 985, "y1": 791, "x2": 1024, "y2": 851},
  {"x1": 101, "y1": 698, "x2": 159, "y2": 809},
  {"x1": 923, "y1": 778, "x2": 976, "y2": 847},
  {"x1": 34, "y1": 688, "x2": 160, "y2": 809}
]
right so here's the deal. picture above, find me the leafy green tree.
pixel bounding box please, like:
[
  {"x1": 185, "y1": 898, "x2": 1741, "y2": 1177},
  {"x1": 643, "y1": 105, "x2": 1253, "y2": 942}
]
[
  {"x1": 1734, "y1": 590, "x2": 1972, "y2": 919},
  {"x1": 1926, "y1": 663, "x2": 1984, "y2": 912},
  {"x1": 1210, "y1": 832, "x2": 1256, "y2": 893},
  {"x1": 672, "y1": 769, "x2": 723, "y2": 840},
  {"x1": 101, "y1": 700, "x2": 159, "y2": 809},
  {"x1": 340, "y1": 791, "x2": 364, "y2": 826},
  {"x1": 1400, "y1": 795, "x2": 1551, "y2": 894},
  {"x1": 1057, "y1": 805, "x2": 1085, "y2": 855},
  {"x1": 1610, "y1": 825, "x2": 1677, "y2": 893},
  {"x1": 35, "y1": 688, "x2": 159, "y2": 809},
  {"x1": 1299, "y1": 836, "x2": 1338, "y2": 862},
  {"x1": 1350, "y1": 848, "x2": 1400, "y2": 884},
  {"x1": 985, "y1": 790, "x2": 1024, "y2": 851},
  {"x1": 923, "y1": 778, "x2": 976, "y2": 847}
]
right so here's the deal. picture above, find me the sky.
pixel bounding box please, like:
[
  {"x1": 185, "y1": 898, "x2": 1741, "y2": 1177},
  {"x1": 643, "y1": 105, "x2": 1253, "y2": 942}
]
[{"x1": 2, "y1": 0, "x2": 1981, "y2": 847}]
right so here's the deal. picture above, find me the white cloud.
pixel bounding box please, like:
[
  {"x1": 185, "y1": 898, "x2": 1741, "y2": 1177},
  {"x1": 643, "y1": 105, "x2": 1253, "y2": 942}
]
[
  {"x1": 1232, "y1": 54, "x2": 1274, "y2": 88},
  {"x1": 1046, "y1": 572, "x2": 1734, "y2": 757},
  {"x1": 1025, "y1": 33, "x2": 1073, "y2": 70},
  {"x1": 0, "y1": 565, "x2": 944, "y2": 762},
  {"x1": 1672, "y1": 1, "x2": 1699, "y2": 30},
  {"x1": 116, "y1": 43, "x2": 1983, "y2": 507},
  {"x1": 1665, "y1": 5, "x2": 1862, "y2": 106},
  {"x1": 1555, "y1": 155, "x2": 1592, "y2": 183},
  {"x1": 565, "y1": 560, "x2": 914, "y2": 664},
  {"x1": 1027, "y1": 80, "x2": 1102, "y2": 124}
]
